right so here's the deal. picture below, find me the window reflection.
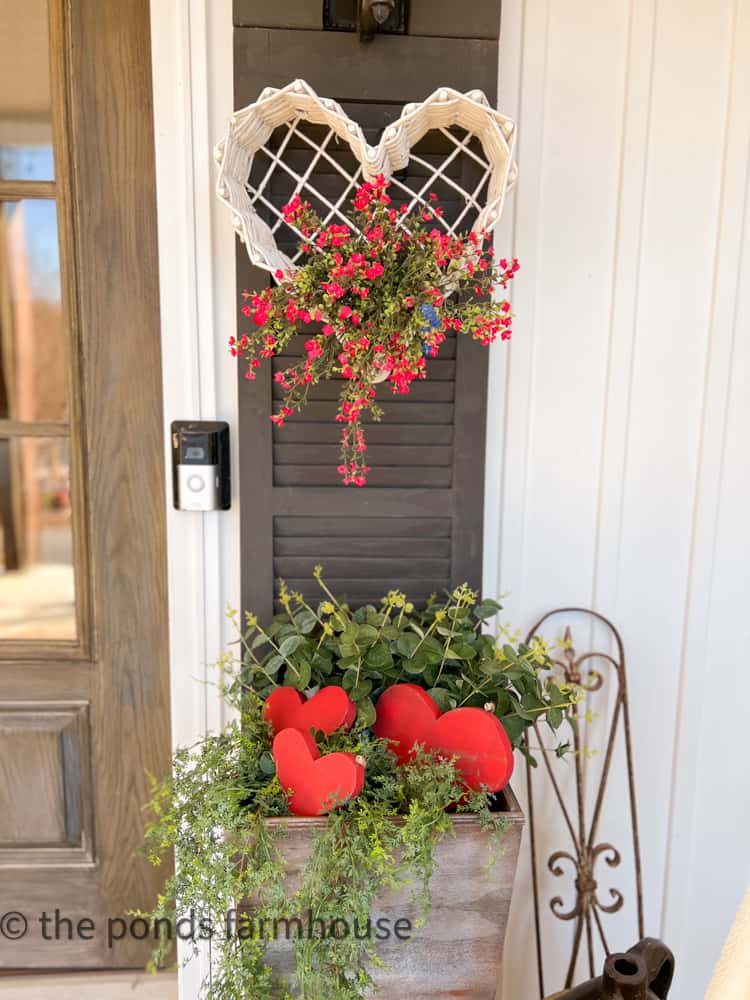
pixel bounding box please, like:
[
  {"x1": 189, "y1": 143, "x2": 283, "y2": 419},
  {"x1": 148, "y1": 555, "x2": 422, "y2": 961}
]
[
  {"x1": 0, "y1": 0, "x2": 54, "y2": 181},
  {"x1": 0, "y1": 436, "x2": 75, "y2": 640},
  {"x1": 0, "y1": 199, "x2": 65, "y2": 422}
]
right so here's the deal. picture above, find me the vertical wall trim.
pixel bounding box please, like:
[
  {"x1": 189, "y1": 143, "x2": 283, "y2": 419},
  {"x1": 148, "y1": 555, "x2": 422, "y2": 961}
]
[
  {"x1": 495, "y1": 0, "x2": 553, "y2": 622},
  {"x1": 150, "y1": 0, "x2": 236, "y2": 996},
  {"x1": 484, "y1": 0, "x2": 521, "y2": 601}
]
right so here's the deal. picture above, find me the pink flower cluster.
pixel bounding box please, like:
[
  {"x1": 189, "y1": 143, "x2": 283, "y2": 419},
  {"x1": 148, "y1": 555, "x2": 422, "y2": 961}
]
[{"x1": 230, "y1": 175, "x2": 519, "y2": 485}]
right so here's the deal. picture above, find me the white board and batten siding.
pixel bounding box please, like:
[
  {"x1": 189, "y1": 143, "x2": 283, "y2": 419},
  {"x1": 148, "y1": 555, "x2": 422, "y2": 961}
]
[
  {"x1": 151, "y1": 1, "x2": 750, "y2": 998},
  {"x1": 493, "y1": 2, "x2": 750, "y2": 997}
]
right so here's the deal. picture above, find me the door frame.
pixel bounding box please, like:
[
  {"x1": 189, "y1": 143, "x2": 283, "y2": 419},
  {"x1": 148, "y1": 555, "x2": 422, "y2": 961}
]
[{"x1": 149, "y1": 0, "x2": 237, "y2": 992}]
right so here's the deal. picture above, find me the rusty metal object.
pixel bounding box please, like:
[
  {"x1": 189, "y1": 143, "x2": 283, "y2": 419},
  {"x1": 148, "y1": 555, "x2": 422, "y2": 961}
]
[
  {"x1": 551, "y1": 938, "x2": 674, "y2": 999},
  {"x1": 525, "y1": 609, "x2": 644, "y2": 998}
]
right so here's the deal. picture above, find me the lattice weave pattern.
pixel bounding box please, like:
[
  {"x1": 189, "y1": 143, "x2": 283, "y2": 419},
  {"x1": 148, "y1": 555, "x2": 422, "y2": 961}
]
[{"x1": 215, "y1": 79, "x2": 518, "y2": 276}]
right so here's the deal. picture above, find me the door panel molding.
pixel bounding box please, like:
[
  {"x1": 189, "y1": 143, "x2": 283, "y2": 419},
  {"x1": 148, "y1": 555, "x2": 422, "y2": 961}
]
[{"x1": 0, "y1": 701, "x2": 94, "y2": 866}]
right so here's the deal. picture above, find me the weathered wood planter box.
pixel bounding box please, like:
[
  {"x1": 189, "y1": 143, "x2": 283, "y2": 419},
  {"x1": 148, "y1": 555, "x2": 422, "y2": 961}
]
[{"x1": 254, "y1": 787, "x2": 524, "y2": 1000}]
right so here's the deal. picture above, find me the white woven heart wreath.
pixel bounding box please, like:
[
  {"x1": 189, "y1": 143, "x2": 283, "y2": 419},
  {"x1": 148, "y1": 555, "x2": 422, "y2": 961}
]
[{"x1": 214, "y1": 79, "x2": 517, "y2": 276}]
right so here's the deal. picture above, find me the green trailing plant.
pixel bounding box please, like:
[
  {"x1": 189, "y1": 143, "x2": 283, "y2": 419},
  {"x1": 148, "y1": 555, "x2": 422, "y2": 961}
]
[
  {"x1": 224, "y1": 567, "x2": 577, "y2": 750},
  {"x1": 143, "y1": 573, "x2": 578, "y2": 998}
]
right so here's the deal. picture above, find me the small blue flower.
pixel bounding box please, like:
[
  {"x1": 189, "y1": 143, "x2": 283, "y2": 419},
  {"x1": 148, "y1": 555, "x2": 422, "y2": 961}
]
[{"x1": 420, "y1": 303, "x2": 440, "y2": 329}]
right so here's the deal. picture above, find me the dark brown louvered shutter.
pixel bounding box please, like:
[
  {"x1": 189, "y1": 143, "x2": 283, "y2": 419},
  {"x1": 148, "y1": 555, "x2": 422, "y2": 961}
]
[{"x1": 234, "y1": 0, "x2": 502, "y2": 621}]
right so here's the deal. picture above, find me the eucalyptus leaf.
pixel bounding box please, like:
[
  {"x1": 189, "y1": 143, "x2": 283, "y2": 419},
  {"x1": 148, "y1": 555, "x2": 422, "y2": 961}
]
[
  {"x1": 500, "y1": 714, "x2": 527, "y2": 743},
  {"x1": 396, "y1": 633, "x2": 420, "y2": 658},
  {"x1": 341, "y1": 667, "x2": 358, "y2": 692},
  {"x1": 403, "y1": 652, "x2": 428, "y2": 675},
  {"x1": 354, "y1": 624, "x2": 379, "y2": 646},
  {"x1": 451, "y1": 642, "x2": 477, "y2": 660},
  {"x1": 295, "y1": 610, "x2": 318, "y2": 634},
  {"x1": 293, "y1": 659, "x2": 311, "y2": 690},
  {"x1": 351, "y1": 679, "x2": 373, "y2": 701},
  {"x1": 427, "y1": 687, "x2": 454, "y2": 712},
  {"x1": 364, "y1": 642, "x2": 393, "y2": 670},
  {"x1": 264, "y1": 654, "x2": 285, "y2": 675},
  {"x1": 279, "y1": 634, "x2": 307, "y2": 658},
  {"x1": 474, "y1": 599, "x2": 502, "y2": 620},
  {"x1": 548, "y1": 707, "x2": 563, "y2": 730},
  {"x1": 421, "y1": 636, "x2": 444, "y2": 664},
  {"x1": 355, "y1": 696, "x2": 376, "y2": 730}
]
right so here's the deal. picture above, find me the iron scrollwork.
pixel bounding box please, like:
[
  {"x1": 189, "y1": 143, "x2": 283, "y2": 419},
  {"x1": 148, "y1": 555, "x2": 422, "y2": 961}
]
[{"x1": 524, "y1": 609, "x2": 644, "y2": 998}]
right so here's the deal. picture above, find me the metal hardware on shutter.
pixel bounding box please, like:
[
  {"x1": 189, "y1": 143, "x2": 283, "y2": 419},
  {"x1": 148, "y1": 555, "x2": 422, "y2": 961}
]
[{"x1": 323, "y1": 0, "x2": 409, "y2": 39}]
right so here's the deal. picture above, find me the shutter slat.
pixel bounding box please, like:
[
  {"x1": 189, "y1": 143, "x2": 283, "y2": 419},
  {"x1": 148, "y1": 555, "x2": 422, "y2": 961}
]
[
  {"x1": 274, "y1": 465, "x2": 452, "y2": 488},
  {"x1": 276, "y1": 336, "x2": 458, "y2": 361},
  {"x1": 274, "y1": 444, "x2": 453, "y2": 466},
  {"x1": 274, "y1": 592, "x2": 442, "y2": 614},
  {"x1": 273, "y1": 422, "x2": 454, "y2": 445},
  {"x1": 273, "y1": 488, "x2": 454, "y2": 516},
  {"x1": 293, "y1": 401, "x2": 454, "y2": 423},
  {"x1": 279, "y1": 578, "x2": 450, "y2": 598},
  {"x1": 275, "y1": 536, "x2": 453, "y2": 558},
  {"x1": 271, "y1": 380, "x2": 455, "y2": 403},
  {"x1": 272, "y1": 358, "x2": 456, "y2": 382},
  {"x1": 275, "y1": 556, "x2": 450, "y2": 579},
  {"x1": 275, "y1": 516, "x2": 452, "y2": 537}
]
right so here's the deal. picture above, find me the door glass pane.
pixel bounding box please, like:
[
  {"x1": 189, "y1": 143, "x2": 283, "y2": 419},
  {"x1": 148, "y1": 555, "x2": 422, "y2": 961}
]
[
  {"x1": 0, "y1": 199, "x2": 66, "y2": 421},
  {"x1": 0, "y1": 436, "x2": 76, "y2": 640},
  {"x1": 0, "y1": 0, "x2": 54, "y2": 181}
]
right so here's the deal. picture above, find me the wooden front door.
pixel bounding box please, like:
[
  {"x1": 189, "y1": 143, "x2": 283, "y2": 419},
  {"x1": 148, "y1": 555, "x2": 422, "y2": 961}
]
[
  {"x1": 0, "y1": 0, "x2": 170, "y2": 968},
  {"x1": 233, "y1": 0, "x2": 503, "y2": 622}
]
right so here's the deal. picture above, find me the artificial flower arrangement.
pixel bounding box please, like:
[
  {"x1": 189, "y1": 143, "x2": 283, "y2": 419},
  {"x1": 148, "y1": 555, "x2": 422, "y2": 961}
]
[
  {"x1": 143, "y1": 571, "x2": 578, "y2": 999},
  {"x1": 231, "y1": 175, "x2": 519, "y2": 485}
]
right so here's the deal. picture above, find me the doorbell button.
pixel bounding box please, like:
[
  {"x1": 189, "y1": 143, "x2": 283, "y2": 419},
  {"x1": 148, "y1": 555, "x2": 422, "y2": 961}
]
[{"x1": 187, "y1": 474, "x2": 205, "y2": 492}]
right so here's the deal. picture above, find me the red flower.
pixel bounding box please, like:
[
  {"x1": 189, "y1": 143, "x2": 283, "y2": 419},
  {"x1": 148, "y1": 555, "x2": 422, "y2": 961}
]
[{"x1": 232, "y1": 176, "x2": 519, "y2": 488}]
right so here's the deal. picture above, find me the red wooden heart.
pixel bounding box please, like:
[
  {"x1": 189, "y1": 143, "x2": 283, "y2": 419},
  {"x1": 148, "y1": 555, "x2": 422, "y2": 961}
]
[
  {"x1": 264, "y1": 685, "x2": 357, "y2": 737},
  {"x1": 272, "y1": 728, "x2": 365, "y2": 817},
  {"x1": 372, "y1": 683, "x2": 440, "y2": 765},
  {"x1": 373, "y1": 684, "x2": 514, "y2": 793}
]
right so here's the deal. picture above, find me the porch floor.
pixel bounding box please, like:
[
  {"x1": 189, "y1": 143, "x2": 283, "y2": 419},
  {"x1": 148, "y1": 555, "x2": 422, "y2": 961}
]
[{"x1": 0, "y1": 971, "x2": 177, "y2": 999}]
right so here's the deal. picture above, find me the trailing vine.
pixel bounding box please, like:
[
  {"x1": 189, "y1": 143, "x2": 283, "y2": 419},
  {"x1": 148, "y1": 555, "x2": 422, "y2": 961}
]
[{"x1": 142, "y1": 574, "x2": 577, "y2": 997}]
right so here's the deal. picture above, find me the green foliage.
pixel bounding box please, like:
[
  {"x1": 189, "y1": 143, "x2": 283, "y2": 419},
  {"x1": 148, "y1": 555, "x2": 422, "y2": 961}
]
[
  {"x1": 143, "y1": 697, "x2": 506, "y2": 999},
  {"x1": 143, "y1": 573, "x2": 578, "y2": 996},
  {"x1": 224, "y1": 570, "x2": 579, "y2": 751}
]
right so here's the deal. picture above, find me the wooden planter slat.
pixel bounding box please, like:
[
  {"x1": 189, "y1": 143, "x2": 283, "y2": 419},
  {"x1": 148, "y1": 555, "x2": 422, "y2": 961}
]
[{"x1": 245, "y1": 786, "x2": 524, "y2": 999}]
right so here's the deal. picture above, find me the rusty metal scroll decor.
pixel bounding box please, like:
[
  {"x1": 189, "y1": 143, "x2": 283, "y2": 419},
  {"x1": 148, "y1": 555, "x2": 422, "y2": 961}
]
[{"x1": 524, "y1": 609, "x2": 644, "y2": 999}]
